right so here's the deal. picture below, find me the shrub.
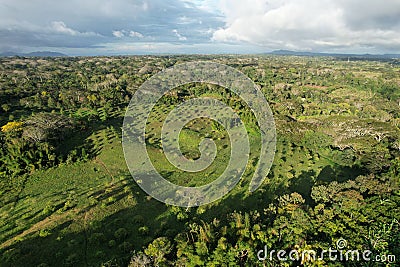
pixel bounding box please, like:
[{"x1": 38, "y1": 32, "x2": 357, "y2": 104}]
[
  {"x1": 108, "y1": 240, "x2": 116, "y2": 248},
  {"x1": 1, "y1": 121, "x2": 23, "y2": 133},
  {"x1": 89, "y1": 233, "x2": 105, "y2": 245},
  {"x1": 144, "y1": 237, "x2": 172, "y2": 266},
  {"x1": 133, "y1": 215, "x2": 144, "y2": 224},
  {"x1": 119, "y1": 241, "x2": 131, "y2": 253},
  {"x1": 138, "y1": 226, "x2": 149, "y2": 236},
  {"x1": 114, "y1": 228, "x2": 128, "y2": 240},
  {"x1": 65, "y1": 253, "x2": 79, "y2": 266},
  {"x1": 39, "y1": 229, "x2": 51, "y2": 237},
  {"x1": 129, "y1": 251, "x2": 151, "y2": 267}
]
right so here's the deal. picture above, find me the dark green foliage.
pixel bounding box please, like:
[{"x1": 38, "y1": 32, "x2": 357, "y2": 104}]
[
  {"x1": 0, "y1": 55, "x2": 399, "y2": 267},
  {"x1": 0, "y1": 138, "x2": 58, "y2": 177},
  {"x1": 114, "y1": 228, "x2": 128, "y2": 241}
]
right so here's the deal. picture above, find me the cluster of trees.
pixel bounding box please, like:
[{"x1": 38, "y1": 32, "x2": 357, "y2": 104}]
[
  {"x1": 0, "y1": 113, "x2": 75, "y2": 177},
  {"x1": 124, "y1": 169, "x2": 398, "y2": 266},
  {"x1": 125, "y1": 56, "x2": 399, "y2": 266},
  {"x1": 0, "y1": 55, "x2": 398, "y2": 266},
  {"x1": 0, "y1": 57, "x2": 145, "y2": 178}
]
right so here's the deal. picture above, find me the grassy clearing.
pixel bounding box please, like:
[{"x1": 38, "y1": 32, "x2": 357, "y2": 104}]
[
  {"x1": 0, "y1": 110, "x2": 337, "y2": 266},
  {"x1": 1, "y1": 59, "x2": 398, "y2": 266}
]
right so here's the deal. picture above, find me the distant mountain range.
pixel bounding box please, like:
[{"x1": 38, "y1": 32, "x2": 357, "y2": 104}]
[
  {"x1": 267, "y1": 50, "x2": 400, "y2": 59},
  {"x1": 0, "y1": 51, "x2": 68, "y2": 57},
  {"x1": 1, "y1": 50, "x2": 399, "y2": 59}
]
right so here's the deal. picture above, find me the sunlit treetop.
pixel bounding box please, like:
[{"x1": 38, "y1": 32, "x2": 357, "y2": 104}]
[{"x1": 1, "y1": 121, "x2": 23, "y2": 133}]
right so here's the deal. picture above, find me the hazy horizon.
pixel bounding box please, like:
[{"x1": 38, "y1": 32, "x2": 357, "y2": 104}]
[{"x1": 1, "y1": 0, "x2": 399, "y2": 56}]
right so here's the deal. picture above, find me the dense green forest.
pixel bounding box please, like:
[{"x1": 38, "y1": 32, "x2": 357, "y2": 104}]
[{"x1": 0, "y1": 55, "x2": 399, "y2": 266}]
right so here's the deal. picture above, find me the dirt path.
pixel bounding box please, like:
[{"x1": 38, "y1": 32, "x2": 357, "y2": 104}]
[
  {"x1": 0, "y1": 208, "x2": 77, "y2": 250},
  {"x1": 94, "y1": 157, "x2": 115, "y2": 183}
]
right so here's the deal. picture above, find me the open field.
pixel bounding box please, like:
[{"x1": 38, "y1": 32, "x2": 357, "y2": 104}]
[{"x1": 0, "y1": 55, "x2": 399, "y2": 266}]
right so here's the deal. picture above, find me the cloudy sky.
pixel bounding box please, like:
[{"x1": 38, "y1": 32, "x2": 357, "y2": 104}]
[{"x1": 0, "y1": 0, "x2": 399, "y2": 55}]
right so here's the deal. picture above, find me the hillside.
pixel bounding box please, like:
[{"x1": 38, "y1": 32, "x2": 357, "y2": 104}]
[{"x1": 0, "y1": 55, "x2": 399, "y2": 266}]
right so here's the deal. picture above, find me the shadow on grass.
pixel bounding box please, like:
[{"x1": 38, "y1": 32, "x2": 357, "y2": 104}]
[
  {"x1": 0, "y1": 174, "x2": 179, "y2": 266},
  {"x1": 0, "y1": 161, "x2": 369, "y2": 266},
  {"x1": 287, "y1": 164, "x2": 368, "y2": 206},
  {"x1": 57, "y1": 115, "x2": 124, "y2": 162}
]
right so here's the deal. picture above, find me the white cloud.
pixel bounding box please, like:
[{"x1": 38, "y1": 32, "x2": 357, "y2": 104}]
[
  {"x1": 50, "y1": 21, "x2": 78, "y2": 35},
  {"x1": 0, "y1": 0, "x2": 222, "y2": 53},
  {"x1": 177, "y1": 16, "x2": 198, "y2": 25},
  {"x1": 50, "y1": 21, "x2": 100, "y2": 36},
  {"x1": 100, "y1": 41, "x2": 264, "y2": 55},
  {"x1": 172, "y1": 29, "x2": 187, "y2": 41},
  {"x1": 1, "y1": 0, "x2": 399, "y2": 54},
  {"x1": 113, "y1": 30, "x2": 145, "y2": 38},
  {"x1": 212, "y1": 0, "x2": 400, "y2": 52},
  {"x1": 183, "y1": 0, "x2": 223, "y2": 14},
  {"x1": 112, "y1": 30, "x2": 125, "y2": 38},
  {"x1": 129, "y1": 31, "x2": 144, "y2": 38}
]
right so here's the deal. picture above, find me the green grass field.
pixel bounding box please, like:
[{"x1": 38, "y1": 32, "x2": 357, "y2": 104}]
[
  {"x1": 0, "y1": 56, "x2": 399, "y2": 266},
  {"x1": 0, "y1": 110, "x2": 361, "y2": 266}
]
